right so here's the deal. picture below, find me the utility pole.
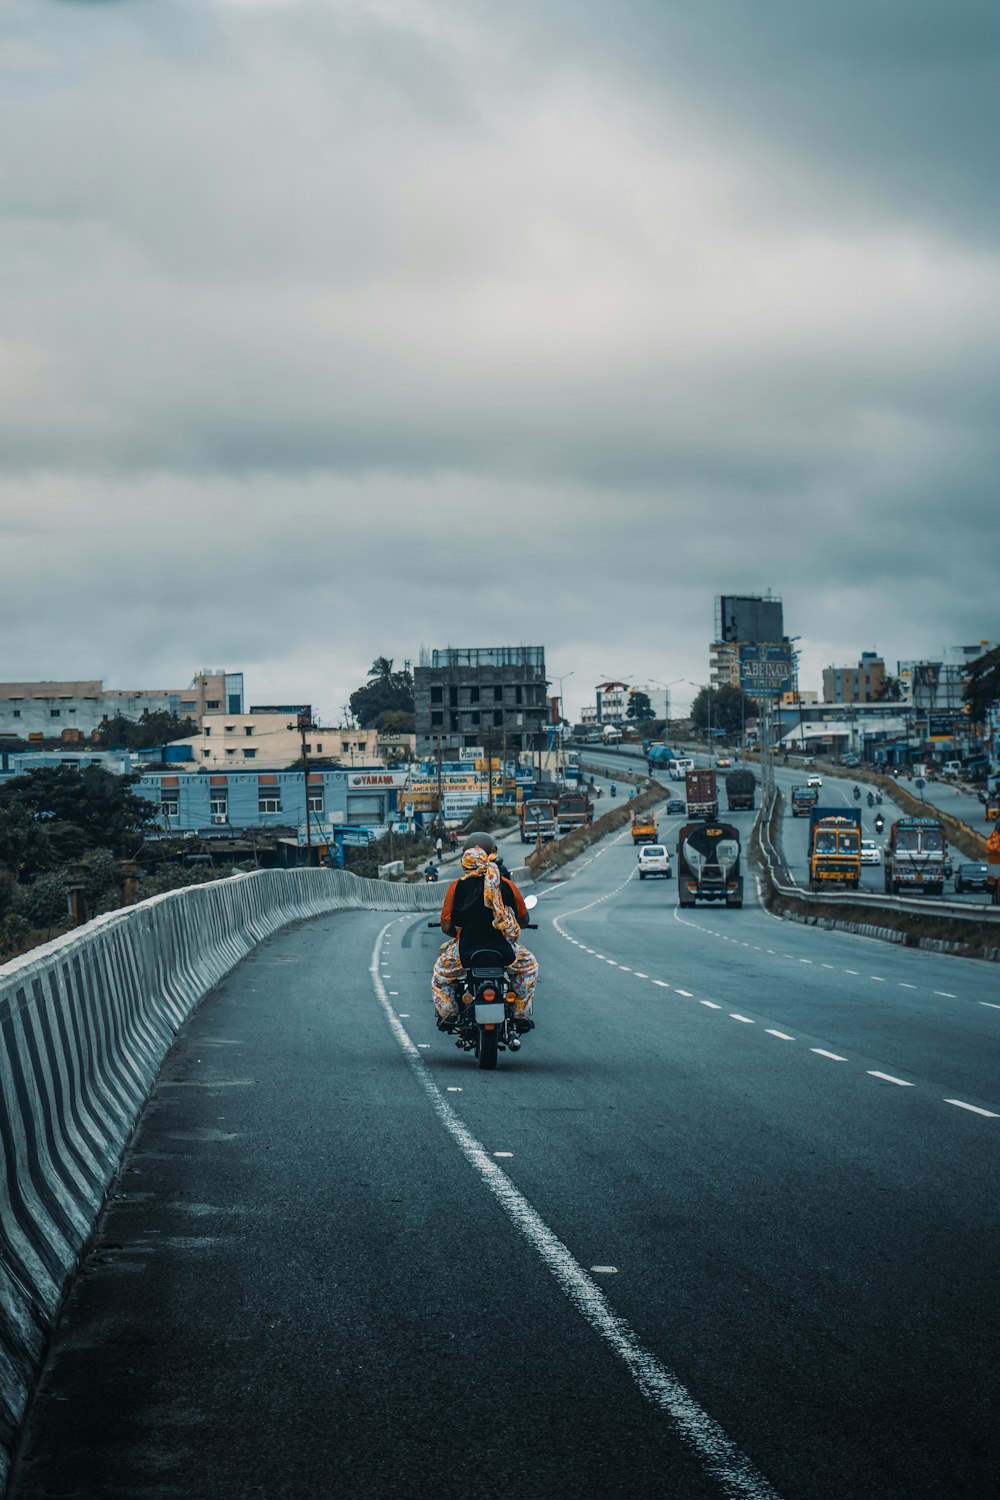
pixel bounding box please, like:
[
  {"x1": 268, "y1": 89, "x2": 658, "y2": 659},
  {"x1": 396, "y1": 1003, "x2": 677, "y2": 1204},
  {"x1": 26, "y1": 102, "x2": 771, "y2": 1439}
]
[{"x1": 293, "y1": 712, "x2": 315, "y2": 854}]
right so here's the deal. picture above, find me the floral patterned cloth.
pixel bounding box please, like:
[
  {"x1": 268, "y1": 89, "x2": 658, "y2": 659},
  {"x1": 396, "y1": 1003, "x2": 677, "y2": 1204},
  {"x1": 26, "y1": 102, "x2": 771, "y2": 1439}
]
[{"x1": 431, "y1": 846, "x2": 538, "y2": 1021}]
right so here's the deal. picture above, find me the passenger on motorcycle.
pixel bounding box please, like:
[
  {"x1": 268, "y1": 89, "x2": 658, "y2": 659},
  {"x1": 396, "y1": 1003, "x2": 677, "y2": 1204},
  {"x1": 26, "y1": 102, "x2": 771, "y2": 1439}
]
[{"x1": 431, "y1": 834, "x2": 538, "y2": 1034}]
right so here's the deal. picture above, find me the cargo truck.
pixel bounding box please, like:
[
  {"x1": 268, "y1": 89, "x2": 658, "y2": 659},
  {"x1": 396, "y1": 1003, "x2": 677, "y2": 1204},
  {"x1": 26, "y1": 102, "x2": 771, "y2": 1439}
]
[
  {"x1": 808, "y1": 808, "x2": 862, "y2": 889},
  {"x1": 630, "y1": 808, "x2": 658, "y2": 844},
  {"x1": 557, "y1": 790, "x2": 593, "y2": 832},
  {"x1": 883, "y1": 816, "x2": 948, "y2": 896},
  {"x1": 724, "y1": 770, "x2": 756, "y2": 811},
  {"x1": 685, "y1": 768, "x2": 719, "y2": 818},
  {"x1": 791, "y1": 785, "x2": 820, "y2": 817},
  {"x1": 520, "y1": 798, "x2": 557, "y2": 844},
  {"x1": 677, "y1": 819, "x2": 743, "y2": 907},
  {"x1": 986, "y1": 820, "x2": 1000, "y2": 906}
]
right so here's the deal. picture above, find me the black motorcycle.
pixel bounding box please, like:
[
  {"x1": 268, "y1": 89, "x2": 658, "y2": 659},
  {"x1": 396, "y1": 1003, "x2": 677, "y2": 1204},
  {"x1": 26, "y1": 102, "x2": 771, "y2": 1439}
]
[{"x1": 429, "y1": 896, "x2": 538, "y2": 1070}]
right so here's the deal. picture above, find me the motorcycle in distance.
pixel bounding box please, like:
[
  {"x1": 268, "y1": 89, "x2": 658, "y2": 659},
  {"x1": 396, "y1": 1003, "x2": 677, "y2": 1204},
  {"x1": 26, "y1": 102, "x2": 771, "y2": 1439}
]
[
  {"x1": 853, "y1": 785, "x2": 861, "y2": 800},
  {"x1": 874, "y1": 814, "x2": 885, "y2": 834},
  {"x1": 428, "y1": 895, "x2": 539, "y2": 1070},
  {"x1": 424, "y1": 861, "x2": 439, "y2": 882},
  {"x1": 610, "y1": 782, "x2": 618, "y2": 797},
  {"x1": 867, "y1": 791, "x2": 875, "y2": 807}
]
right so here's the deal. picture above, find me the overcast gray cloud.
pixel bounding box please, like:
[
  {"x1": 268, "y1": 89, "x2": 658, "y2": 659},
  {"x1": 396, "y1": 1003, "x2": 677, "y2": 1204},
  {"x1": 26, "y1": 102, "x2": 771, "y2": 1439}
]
[{"x1": 1, "y1": 0, "x2": 996, "y2": 723}]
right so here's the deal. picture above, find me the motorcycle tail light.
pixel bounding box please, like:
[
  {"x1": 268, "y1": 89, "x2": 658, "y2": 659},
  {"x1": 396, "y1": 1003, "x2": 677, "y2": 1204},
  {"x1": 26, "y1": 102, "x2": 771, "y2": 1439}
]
[{"x1": 482, "y1": 987, "x2": 496, "y2": 1001}]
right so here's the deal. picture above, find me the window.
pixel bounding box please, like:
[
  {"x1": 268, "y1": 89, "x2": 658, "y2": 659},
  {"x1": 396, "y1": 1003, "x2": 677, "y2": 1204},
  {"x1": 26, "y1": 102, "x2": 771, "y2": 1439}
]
[
  {"x1": 225, "y1": 748, "x2": 236, "y2": 757},
  {"x1": 308, "y1": 790, "x2": 323, "y2": 813},
  {"x1": 315, "y1": 742, "x2": 323, "y2": 753},
  {"x1": 493, "y1": 710, "x2": 503, "y2": 726},
  {"x1": 181, "y1": 701, "x2": 196, "y2": 711},
  {"x1": 431, "y1": 711, "x2": 443, "y2": 726},
  {"x1": 202, "y1": 750, "x2": 211, "y2": 759},
  {"x1": 50, "y1": 710, "x2": 61, "y2": 718},
  {"x1": 206, "y1": 700, "x2": 221, "y2": 709},
  {"x1": 210, "y1": 796, "x2": 228, "y2": 825},
  {"x1": 494, "y1": 686, "x2": 502, "y2": 702},
  {"x1": 244, "y1": 727, "x2": 254, "y2": 737},
  {"x1": 204, "y1": 727, "x2": 211, "y2": 737},
  {"x1": 243, "y1": 749, "x2": 257, "y2": 759},
  {"x1": 469, "y1": 687, "x2": 480, "y2": 704},
  {"x1": 515, "y1": 687, "x2": 523, "y2": 705},
  {"x1": 449, "y1": 686, "x2": 458, "y2": 707},
  {"x1": 161, "y1": 796, "x2": 179, "y2": 818},
  {"x1": 469, "y1": 711, "x2": 481, "y2": 726},
  {"x1": 12, "y1": 710, "x2": 19, "y2": 719},
  {"x1": 225, "y1": 724, "x2": 235, "y2": 734},
  {"x1": 430, "y1": 687, "x2": 443, "y2": 704},
  {"x1": 259, "y1": 794, "x2": 282, "y2": 813}
]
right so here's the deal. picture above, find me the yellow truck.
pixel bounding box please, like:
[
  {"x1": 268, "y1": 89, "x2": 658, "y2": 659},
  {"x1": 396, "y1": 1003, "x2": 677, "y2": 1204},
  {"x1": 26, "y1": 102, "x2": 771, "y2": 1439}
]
[{"x1": 630, "y1": 809, "x2": 658, "y2": 845}]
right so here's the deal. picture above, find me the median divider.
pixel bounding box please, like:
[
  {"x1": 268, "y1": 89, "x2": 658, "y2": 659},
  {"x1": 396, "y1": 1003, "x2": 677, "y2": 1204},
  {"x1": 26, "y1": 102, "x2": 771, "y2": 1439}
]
[{"x1": 0, "y1": 869, "x2": 440, "y2": 1495}]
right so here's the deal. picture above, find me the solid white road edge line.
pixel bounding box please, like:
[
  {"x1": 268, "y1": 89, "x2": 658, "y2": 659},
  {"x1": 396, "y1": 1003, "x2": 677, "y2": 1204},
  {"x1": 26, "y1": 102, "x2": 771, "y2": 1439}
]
[{"x1": 370, "y1": 922, "x2": 785, "y2": 1500}]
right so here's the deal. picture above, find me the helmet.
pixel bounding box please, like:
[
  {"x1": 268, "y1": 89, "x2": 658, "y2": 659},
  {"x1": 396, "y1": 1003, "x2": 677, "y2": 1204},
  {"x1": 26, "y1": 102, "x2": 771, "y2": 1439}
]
[{"x1": 462, "y1": 831, "x2": 497, "y2": 855}]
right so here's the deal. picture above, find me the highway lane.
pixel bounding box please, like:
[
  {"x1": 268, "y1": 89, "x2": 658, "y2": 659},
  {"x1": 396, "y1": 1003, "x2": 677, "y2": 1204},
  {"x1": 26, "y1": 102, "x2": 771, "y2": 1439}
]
[{"x1": 9, "y1": 833, "x2": 1000, "y2": 1500}]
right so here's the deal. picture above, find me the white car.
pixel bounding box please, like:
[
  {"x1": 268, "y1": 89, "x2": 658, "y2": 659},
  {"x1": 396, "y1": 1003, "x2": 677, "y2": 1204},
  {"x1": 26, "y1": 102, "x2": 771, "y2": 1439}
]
[
  {"x1": 806, "y1": 773, "x2": 823, "y2": 787},
  {"x1": 637, "y1": 844, "x2": 672, "y2": 879},
  {"x1": 860, "y1": 839, "x2": 882, "y2": 866}
]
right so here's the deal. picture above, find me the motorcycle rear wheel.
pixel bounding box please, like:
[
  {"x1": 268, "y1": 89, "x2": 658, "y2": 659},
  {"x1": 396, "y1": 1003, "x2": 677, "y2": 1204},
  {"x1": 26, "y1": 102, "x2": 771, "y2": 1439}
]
[{"x1": 476, "y1": 1026, "x2": 499, "y2": 1070}]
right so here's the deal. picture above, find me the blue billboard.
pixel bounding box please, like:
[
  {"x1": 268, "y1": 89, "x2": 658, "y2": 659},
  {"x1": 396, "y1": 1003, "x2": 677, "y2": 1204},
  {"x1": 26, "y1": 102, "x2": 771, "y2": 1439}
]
[{"x1": 739, "y1": 644, "x2": 794, "y2": 699}]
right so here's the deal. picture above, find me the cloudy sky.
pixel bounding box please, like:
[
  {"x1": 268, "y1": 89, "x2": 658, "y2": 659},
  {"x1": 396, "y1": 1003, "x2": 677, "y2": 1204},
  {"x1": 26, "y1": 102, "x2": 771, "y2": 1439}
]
[{"x1": 2, "y1": 0, "x2": 997, "y2": 723}]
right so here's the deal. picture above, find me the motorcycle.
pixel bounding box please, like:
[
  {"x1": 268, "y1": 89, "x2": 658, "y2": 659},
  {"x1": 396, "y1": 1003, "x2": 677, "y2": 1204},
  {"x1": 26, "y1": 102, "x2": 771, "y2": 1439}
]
[
  {"x1": 874, "y1": 815, "x2": 885, "y2": 834},
  {"x1": 867, "y1": 791, "x2": 874, "y2": 808},
  {"x1": 853, "y1": 785, "x2": 861, "y2": 800},
  {"x1": 610, "y1": 783, "x2": 618, "y2": 798},
  {"x1": 875, "y1": 791, "x2": 883, "y2": 804},
  {"x1": 429, "y1": 895, "x2": 539, "y2": 1071},
  {"x1": 424, "y1": 863, "x2": 439, "y2": 882}
]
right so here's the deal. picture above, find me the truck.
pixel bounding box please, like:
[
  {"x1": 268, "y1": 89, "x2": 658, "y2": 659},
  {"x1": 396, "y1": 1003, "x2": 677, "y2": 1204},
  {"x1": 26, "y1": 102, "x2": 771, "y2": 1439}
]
[
  {"x1": 883, "y1": 816, "x2": 949, "y2": 896},
  {"x1": 986, "y1": 820, "x2": 1000, "y2": 906},
  {"x1": 519, "y1": 798, "x2": 557, "y2": 844},
  {"x1": 602, "y1": 724, "x2": 622, "y2": 743},
  {"x1": 790, "y1": 785, "x2": 820, "y2": 818},
  {"x1": 677, "y1": 819, "x2": 743, "y2": 907},
  {"x1": 630, "y1": 808, "x2": 658, "y2": 844},
  {"x1": 807, "y1": 808, "x2": 862, "y2": 889},
  {"x1": 724, "y1": 770, "x2": 756, "y2": 811},
  {"x1": 647, "y1": 744, "x2": 676, "y2": 774},
  {"x1": 685, "y1": 768, "x2": 719, "y2": 818},
  {"x1": 556, "y1": 790, "x2": 593, "y2": 832}
]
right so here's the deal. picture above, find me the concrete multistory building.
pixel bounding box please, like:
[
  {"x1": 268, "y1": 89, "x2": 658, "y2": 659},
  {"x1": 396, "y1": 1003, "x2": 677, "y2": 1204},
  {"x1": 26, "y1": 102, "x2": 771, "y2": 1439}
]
[
  {"x1": 823, "y1": 653, "x2": 887, "y2": 704},
  {"x1": 0, "y1": 669, "x2": 244, "y2": 742},
  {"x1": 171, "y1": 714, "x2": 383, "y2": 770},
  {"x1": 595, "y1": 681, "x2": 630, "y2": 725},
  {"x1": 413, "y1": 646, "x2": 548, "y2": 759}
]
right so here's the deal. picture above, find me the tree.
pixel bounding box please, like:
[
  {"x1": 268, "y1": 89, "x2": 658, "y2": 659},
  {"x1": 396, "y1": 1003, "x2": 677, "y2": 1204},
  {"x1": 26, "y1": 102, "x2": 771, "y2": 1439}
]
[
  {"x1": 349, "y1": 658, "x2": 415, "y2": 728},
  {"x1": 691, "y1": 684, "x2": 757, "y2": 739},
  {"x1": 0, "y1": 765, "x2": 155, "y2": 861},
  {"x1": 0, "y1": 804, "x2": 55, "y2": 880},
  {"x1": 626, "y1": 691, "x2": 653, "y2": 722},
  {"x1": 374, "y1": 708, "x2": 416, "y2": 736},
  {"x1": 876, "y1": 676, "x2": 903, "y2": 703},
  {"x1": 94, "y1": 710, "x2": 197, "y2": 752},
  {"x1": 963, "y1": 645, "x2": 1000, "y2": 724}
]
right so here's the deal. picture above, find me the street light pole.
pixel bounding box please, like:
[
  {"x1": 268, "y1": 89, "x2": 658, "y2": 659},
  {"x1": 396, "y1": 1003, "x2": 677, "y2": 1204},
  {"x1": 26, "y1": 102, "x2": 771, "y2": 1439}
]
[{"x1": 554, "y1": 671, "x2": 574, "y2": 777}]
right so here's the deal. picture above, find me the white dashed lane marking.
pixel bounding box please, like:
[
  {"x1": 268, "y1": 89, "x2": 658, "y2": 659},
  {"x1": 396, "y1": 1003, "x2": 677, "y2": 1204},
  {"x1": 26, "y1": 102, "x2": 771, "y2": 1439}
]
[{"x1": 549, "y1": 881, "x2": 995, "y2": 1120}]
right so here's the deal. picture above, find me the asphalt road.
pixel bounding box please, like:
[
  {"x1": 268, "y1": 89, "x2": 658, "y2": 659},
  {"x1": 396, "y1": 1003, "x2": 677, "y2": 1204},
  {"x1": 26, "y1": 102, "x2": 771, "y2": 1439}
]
[{"x1": 8, "y1": 828, "x2": 1000, "y2": 1500}]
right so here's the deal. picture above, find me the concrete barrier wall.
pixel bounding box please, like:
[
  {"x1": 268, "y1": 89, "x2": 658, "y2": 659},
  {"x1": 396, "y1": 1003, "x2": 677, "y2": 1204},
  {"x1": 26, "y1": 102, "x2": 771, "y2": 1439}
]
[{"x1": 0, "y1": 869, "x2": 440, "y2": 1494}]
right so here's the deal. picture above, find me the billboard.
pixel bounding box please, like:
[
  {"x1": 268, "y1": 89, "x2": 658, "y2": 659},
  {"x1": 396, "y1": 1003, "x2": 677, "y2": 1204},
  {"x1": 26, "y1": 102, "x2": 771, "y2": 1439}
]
[{"x1": 739, "y1": 644, "x2": 794, "y2": 700}]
